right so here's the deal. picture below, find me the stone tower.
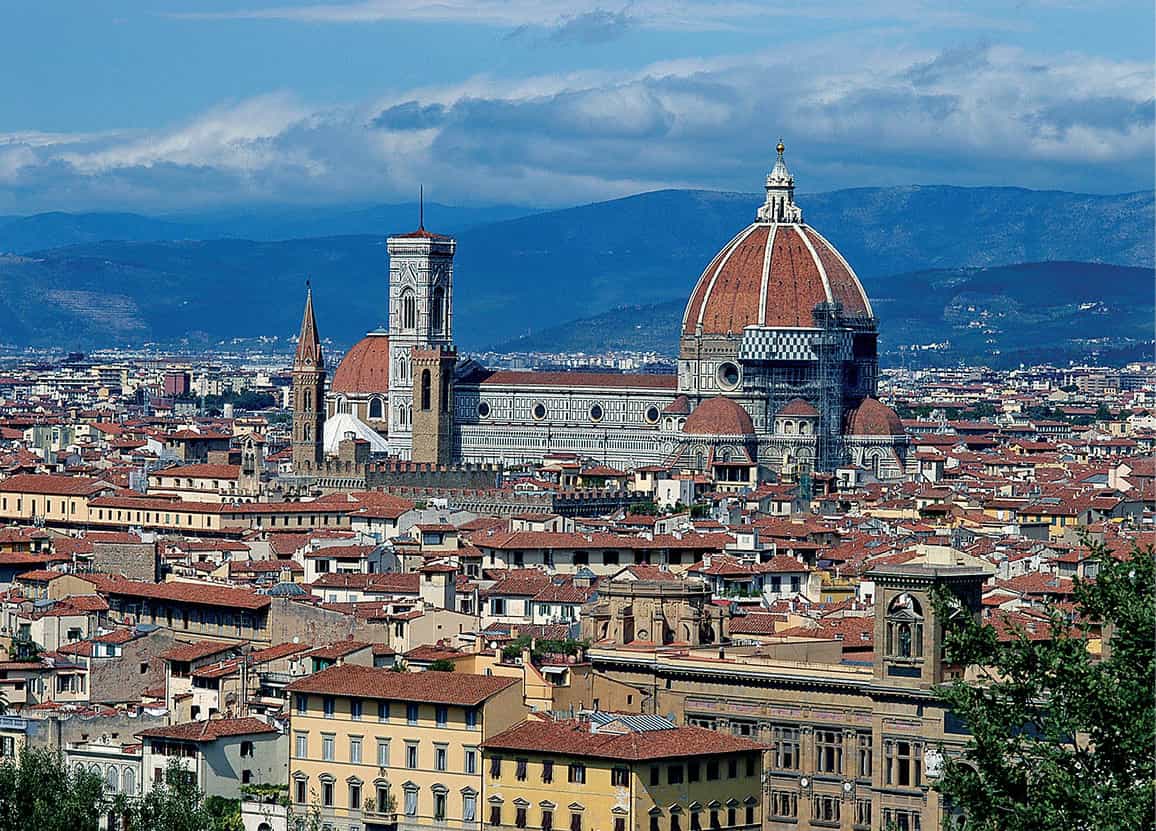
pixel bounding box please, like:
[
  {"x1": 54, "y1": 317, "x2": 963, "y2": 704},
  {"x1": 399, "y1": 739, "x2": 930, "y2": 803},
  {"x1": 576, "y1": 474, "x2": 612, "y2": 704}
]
[
  {"x1": 867, "y1": 548, "x2": 989, "y2": 690},
  {"x1": 386, "y1": 211, "x2": 457, "y2": 461},
  {"x1": 292, "y1": 285, "x2": 326, "y2": 474},
  {"x1": 411, "y1": 347, "x2": 456, "y2": 464}
]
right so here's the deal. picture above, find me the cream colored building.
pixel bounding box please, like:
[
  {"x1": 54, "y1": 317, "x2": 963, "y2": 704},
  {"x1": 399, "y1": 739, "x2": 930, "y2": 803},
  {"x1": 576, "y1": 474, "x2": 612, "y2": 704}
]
[
  {"x1": 286, "y1": 665, "x2": 527, "y2": 831},
  {"x1": 481, "y1": 713, "x2": 764, "y2": 831}
]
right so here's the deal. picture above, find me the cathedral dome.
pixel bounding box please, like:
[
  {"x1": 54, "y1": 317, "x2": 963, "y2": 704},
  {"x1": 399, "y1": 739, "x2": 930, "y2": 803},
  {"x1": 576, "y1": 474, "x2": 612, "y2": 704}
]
[
  {"x1": 683, "y1": 396, "x2": 755, "y2": 436},
  {"x1": 779, "y1": 397, "x2": 819, "y2": 417},
  {"x1": 845, "y1": 397, "x2": 904, "y2": 437},
  {"x1": 331, "y1": 331, "x2": 391, "y2": 394},
  {"x1": 681, "y1": 145, "x2": 872, "y2": 337}
]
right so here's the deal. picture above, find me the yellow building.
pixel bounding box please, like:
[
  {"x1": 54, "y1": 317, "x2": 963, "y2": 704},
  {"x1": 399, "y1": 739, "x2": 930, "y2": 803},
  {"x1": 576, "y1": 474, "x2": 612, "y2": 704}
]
[
  {"x1": 481, "y1": 714, "x2": 763, "y2": 831},
  {"x1": 286, "y1": 665, "x2": 527, "y2": 830}
]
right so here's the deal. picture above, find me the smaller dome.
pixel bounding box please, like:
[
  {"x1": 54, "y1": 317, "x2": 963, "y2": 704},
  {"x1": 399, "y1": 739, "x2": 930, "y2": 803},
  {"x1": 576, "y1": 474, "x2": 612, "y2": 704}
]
[
  {"x1": 683, "y1": 397, "x2": 755, "y2": 436},
  {"x1": 663, "y1": 394, "x2": 691, "y2": 415},
  {"x1": 779, "y1": 397, "x2": 819, "y2": 418},
  {"x1": 846, "y1": 397, "x2": 904, "y2": 437},
  {"x1": 331, "y1": 332, "x2": 390, "y2": 394}
]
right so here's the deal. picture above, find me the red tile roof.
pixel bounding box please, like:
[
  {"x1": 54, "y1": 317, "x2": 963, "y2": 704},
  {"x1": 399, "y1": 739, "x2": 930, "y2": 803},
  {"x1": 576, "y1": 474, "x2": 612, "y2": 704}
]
[
  {"x1": 0, "y1": 473, "x2": 113, "y2": 496},
  {"x1": 684, "y1": 397, "x2": 755, "y2": 436},
  {"x1": 160, "y1": 640, "x2": 237, "y2": 663},
  {"x1": 150, "y1": 463, "x2": 241, "y2": 480},
  {"x1": 483, "y1": 719, "x2": 762, "y2": 761},
  {"x1": 285, "y1": 664, "x2": 518, "y2": 705},
  {"x1": 138, "y1": 717, "x2": 277, "y2": 742},
  {"x1": 331, "y1": 333, "x2": 391, "y2": 394}
]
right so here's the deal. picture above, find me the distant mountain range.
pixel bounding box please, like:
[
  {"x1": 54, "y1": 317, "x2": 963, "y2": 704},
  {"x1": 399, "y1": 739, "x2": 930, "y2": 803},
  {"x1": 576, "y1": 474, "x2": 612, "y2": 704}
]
[
  {"x1": 490, "y1": 262, "x2": 1155, "y2": 369},
  {"x1": 0, "y1": 185, "x2": 1151, "y2": 363},
  {"x1": 0, "y1": 201, "x2": 532, "y2": 252}
]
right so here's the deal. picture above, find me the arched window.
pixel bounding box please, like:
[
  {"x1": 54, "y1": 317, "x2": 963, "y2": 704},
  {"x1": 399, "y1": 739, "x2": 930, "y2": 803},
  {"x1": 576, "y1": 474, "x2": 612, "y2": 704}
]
[
  {"x1": 123, "y1": 767, "x2": 136, "y2": 795},
  {"x1": 303, "y1": 389, "x2": 311, "y2": 411},
  {"x1": 441, "y1": 374, "x2": 451, "y2": 413},
  {"x1": 431, "y1": 286, "x2": 445, "y2": 333},
  {"x1": 420, "y1": 369, "x2": 432, "y2": 411},
  {"x1": 368, "y1": 397, "x2": 383, "y2": 420},
  {"x1": 886, "y1": 593, "x2": 924, "y2": 659},
  {"x1": 106, "y1": 766, "x2": 119, "y2": 793},
  {"x1": 400, "y1": 289, "x2": 416, "y2": 329}
]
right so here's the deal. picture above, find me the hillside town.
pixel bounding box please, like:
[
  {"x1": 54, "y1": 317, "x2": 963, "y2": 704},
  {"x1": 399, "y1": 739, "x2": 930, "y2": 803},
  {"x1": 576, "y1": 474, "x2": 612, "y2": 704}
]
[{"x1": 0, "y1": 163, "x2": 1151, "y2": 831}]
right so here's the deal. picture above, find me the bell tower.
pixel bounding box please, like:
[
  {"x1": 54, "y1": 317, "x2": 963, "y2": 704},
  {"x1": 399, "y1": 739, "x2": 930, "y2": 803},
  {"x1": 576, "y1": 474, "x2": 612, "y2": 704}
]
[
  {"x1": 867, "y1": 548, "x2": 990, "y2": 689},
  {"x1": 386, "y1": 197, "x2": 456, "y2": 460},
  {"x1": 292, "y1": 284, "x2": 326, "y2": 474}
]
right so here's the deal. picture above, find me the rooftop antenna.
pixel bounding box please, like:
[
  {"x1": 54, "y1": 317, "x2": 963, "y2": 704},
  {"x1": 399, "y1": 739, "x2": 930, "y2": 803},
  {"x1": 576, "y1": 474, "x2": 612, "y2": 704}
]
[{"x1": 419, "y1": 185, "x2": 425, "y2": 231}]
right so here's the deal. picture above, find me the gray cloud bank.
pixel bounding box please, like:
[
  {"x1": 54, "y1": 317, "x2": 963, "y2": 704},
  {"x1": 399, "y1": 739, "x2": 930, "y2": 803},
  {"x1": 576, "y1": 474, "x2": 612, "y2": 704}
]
[{"x1": 0, "y1": 43, "x2": 1151, "y2": 213}]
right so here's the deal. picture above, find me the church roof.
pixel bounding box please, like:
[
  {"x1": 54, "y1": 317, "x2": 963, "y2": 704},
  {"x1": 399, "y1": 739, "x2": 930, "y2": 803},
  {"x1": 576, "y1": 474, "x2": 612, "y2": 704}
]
[
  {"x1": 331, "y1": 332, "x2": 390, "y2": 395},
  {"x1": 681, "y1": 146, "x2": 872, "y2": 337},
  {"x1": 779, "y1": 397, "x2": 819, "y2": 417},
  {"x1": 323, "y1": 412, "x2": 389, "y2": 454},
  {"x1": 683, "y1": 397, "x2": 755, "y2": 436},
  {"x1": 845, "y1": 397, "x2": 905, "y2": 437}
]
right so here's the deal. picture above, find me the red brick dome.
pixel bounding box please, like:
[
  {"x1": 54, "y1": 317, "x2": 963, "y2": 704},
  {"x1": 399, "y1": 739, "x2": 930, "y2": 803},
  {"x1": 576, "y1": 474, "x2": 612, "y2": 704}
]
[
  {"x1": 845, "y1": 397, "x2": 904, "y2": 437},
  {"x1": 331, "y1": 332, "x2": 390, "y2": 394},
  {"x1": 779, "y1": 397, "x2": 819, "y2": 417},
  {"x1": 682, "y1": 223, "x2": 872, "y2": 337},
  {"x1": 683, "y1": 397, "x2": 755, "y2": 436}
]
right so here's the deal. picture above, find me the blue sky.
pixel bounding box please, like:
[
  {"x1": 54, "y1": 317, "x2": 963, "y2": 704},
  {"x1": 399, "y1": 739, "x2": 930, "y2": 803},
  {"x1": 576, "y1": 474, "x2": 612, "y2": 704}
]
[{"x1": 1, "y1": 0, "x2": 1152, "y2": 212}]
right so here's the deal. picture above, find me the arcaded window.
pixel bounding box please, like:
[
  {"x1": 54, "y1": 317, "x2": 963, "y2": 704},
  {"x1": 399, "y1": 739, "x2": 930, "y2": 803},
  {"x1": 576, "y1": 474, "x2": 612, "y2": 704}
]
[
  {"x1": 400, "y1": 289, "x2": 416, "y2": 329},
  {"x1": 368, "y1": 397, "x2": 383, "y2": 420}
]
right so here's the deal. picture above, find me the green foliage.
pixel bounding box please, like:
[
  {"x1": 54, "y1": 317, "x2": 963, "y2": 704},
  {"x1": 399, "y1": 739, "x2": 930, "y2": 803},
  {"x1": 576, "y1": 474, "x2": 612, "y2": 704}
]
[
  {"x1": 0, "y1": 745, "x2": 106, "y2": 831},
  {"x1": 426, "y1": 659, "x2": 456, "y2": 672},
  {"x1": 500, "y1": 636, "x2": 589, "y2": 663},
  {"x1": 117, "y1": 760, "x2": 212, "y2": 831},
  {"x1": 240, "y1": 783, "x2": 289, "y2": 807},
  {"x1": 628, "y1": 501, "x2": 658, "y2": 516},
  {"x1": 203, "y1": 796, "x2": 243, "y2": 831},
  {"x1": 932, "y1": 541, "x2": 1155, "y2": 831},
  {"x1": 689, "y1": 503, "x2": 710, "y2": 518}
]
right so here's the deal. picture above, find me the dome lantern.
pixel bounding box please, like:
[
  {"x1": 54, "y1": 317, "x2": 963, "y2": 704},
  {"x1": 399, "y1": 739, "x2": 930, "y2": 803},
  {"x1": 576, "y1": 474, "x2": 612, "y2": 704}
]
[{"x1": 757, "y1": 140, "x2": 802, "y2": 224}]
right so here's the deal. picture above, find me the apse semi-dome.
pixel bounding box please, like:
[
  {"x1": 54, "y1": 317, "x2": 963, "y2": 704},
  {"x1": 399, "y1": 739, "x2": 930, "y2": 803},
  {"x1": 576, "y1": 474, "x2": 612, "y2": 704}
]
[
  {"x1": 845, "y1": 397, "x2": 905, "y2": 437},
  {"x1": 681, "y1": 144, "x2": 872, "y2": 337},
  {"x1": 331, "y1": 331, "x2": 391, "y2": 394},
  {"x1": 683, "y1": 396, "x2": 755, "y2": 436}
]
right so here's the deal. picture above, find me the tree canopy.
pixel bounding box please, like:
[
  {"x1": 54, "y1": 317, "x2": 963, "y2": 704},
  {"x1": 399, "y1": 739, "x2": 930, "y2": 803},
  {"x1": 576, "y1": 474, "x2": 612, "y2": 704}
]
[{"x1": 933, "y1": 540, "x2": 1155, "y2": 831}]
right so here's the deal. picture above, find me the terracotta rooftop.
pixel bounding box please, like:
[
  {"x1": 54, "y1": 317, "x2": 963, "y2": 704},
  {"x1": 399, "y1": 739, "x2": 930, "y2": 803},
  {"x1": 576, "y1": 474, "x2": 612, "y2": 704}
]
[
  {"x1": 483, "y1": 718, "x2": 762, "y2": 761},
  {"x1": 138, "y1": 717, "x2": 277, "y2": 742},
  {"x1": 286, "y1": 664, "x2": 518, "y2": 705}
]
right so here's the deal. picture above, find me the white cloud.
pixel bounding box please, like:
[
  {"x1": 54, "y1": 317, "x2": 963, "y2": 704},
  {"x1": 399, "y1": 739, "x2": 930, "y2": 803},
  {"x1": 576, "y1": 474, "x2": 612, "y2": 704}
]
[
  {"x1": 0, "y1": 42, "x2": 1150, "y2": 212},
  {"x1": 169, "y1": 0, "x2": 1018, "y2": 33}
]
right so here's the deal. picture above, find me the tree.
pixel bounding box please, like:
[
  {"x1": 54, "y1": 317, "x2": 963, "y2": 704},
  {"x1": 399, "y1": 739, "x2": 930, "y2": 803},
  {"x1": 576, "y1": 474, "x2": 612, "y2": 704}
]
[
  {"x1": 426, "y1": 659, "x2": 456, "y2": 672},
  {"x1": 932, "y1": 541, "x2": 1155, "y2": 831},
  {"x1": 0, "y1": 745, "x2": 106, "y2": 831},
  {"x1": 118, "y1": 760, "x2": 212, "y2": 831}
]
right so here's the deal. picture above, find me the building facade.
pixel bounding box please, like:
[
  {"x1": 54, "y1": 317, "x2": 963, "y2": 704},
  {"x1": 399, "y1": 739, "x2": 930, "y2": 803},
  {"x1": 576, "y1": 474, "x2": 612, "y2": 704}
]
[
  {"x1": 584, "y1": 553, "x2": 992, "y2": 831},
  {"x1": 295, "y1": 145, "x2": 908, "y2": 481},
  {"x1": 285, "y1": 665, "x2": 527, "y2": 831}
]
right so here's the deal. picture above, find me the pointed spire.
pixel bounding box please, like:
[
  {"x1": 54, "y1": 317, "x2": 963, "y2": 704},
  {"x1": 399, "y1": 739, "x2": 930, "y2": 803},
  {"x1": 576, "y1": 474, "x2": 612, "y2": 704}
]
[{"x1": 294, "y1": 281, "x2": 323, "y2": 370}]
